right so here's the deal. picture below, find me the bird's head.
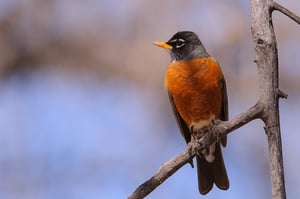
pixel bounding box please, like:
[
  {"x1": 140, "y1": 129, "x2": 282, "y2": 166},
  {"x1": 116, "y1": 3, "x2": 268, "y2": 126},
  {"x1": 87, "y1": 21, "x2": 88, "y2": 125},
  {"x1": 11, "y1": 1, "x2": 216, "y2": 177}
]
[{"x1": 154, "y1": 31, "x2": 209, "y2": 61}]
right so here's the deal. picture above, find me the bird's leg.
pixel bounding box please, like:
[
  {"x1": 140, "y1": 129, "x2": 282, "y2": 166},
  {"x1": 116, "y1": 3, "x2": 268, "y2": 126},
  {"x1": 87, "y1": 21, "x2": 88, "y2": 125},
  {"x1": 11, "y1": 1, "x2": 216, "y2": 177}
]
[{"x1": 191, "y1": 125, "x2": 213, "y2": 158}]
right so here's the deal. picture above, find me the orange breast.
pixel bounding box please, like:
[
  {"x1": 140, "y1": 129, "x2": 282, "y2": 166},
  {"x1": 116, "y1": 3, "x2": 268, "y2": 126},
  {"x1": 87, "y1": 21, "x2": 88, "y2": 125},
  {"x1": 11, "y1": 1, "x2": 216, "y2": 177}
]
[{"x1": 165, "y1": 57, "x2": 224, "y2": 125}]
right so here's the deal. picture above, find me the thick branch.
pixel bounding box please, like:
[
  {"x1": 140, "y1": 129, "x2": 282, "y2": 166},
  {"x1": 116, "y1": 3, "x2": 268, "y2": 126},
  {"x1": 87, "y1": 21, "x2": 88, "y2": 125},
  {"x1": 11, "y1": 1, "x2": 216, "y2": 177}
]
[
  {"x1": 272, "y1": 2, "x2": 300, "y2": 25},
  {"x1": 251, "y1": 0, "x2": 287, "y2": 198},
  {"x1": 128, "y1": 103, "x2": 263, "y2": 199}
]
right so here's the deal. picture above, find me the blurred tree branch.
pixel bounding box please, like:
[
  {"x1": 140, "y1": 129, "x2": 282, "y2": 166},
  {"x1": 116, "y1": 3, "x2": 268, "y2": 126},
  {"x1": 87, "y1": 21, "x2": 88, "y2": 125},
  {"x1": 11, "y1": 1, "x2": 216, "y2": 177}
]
[
  {"x1": 0, "y1": 0, "x2": 111, "y2": 78},
  {"x1": 128, "y1": 1, "x2": 299, "y2": 199}
]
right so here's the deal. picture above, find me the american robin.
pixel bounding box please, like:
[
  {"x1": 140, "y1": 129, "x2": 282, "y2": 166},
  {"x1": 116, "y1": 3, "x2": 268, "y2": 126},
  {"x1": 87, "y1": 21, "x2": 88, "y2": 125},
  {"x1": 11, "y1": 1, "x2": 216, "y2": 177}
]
[{"x1": 153, "y1": 31, "x2": 229, "y2": 195}]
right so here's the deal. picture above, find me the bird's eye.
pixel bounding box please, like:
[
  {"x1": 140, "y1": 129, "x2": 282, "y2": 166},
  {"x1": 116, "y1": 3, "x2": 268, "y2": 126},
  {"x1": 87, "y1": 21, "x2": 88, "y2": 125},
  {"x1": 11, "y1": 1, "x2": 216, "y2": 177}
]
[{"x1": 175, "y1": 38, "x2": 186, "y2": 48}]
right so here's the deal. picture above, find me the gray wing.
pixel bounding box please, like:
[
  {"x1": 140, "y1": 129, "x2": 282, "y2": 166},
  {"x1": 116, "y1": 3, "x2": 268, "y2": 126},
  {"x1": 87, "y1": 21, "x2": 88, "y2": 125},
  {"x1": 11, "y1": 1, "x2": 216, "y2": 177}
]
[{"x1": 220, "y1": 78, "x2": 228, "y2": 147}]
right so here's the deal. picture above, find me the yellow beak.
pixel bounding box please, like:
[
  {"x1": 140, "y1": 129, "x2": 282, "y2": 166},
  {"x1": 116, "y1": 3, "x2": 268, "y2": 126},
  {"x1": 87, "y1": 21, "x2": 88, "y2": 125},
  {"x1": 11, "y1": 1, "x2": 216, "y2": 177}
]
[{"x1": 153, "y1": 41, "x2": 172, "y2": 49}]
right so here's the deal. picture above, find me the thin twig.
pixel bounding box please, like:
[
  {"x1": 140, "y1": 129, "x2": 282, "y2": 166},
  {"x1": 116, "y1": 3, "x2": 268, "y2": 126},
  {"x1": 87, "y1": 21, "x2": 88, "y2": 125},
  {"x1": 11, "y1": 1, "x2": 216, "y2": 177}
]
[{"x1": 272, "y1": 2, "x2": 300, "y2": 25}]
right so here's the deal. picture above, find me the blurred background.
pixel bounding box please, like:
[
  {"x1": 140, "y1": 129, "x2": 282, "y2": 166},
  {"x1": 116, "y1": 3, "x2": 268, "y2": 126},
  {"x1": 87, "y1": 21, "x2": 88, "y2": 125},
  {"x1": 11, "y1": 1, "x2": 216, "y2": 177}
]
[{"x1": 0, "y1": 0, "x2": 299, "y2": 198}]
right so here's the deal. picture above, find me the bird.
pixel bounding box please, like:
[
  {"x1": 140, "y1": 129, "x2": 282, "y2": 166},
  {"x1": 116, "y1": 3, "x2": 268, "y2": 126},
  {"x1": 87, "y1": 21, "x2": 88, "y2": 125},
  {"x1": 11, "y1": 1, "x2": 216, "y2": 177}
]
[{"x1": 153, "y1": 31, "x2": 229, "y2": 195}]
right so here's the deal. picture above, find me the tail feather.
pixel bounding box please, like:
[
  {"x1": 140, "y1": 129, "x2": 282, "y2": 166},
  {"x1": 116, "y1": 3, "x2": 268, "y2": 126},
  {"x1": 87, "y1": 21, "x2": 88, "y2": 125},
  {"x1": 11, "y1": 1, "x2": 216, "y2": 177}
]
[
  {"x1": 196, "y1": 156, "x2": 214, "y2": 194},
  {"x1": 196, "y1": 142, "x2": 229, "y2": 195},
  {"x1": 213, "y1": 143, "x2": 229, "y2": 190}
]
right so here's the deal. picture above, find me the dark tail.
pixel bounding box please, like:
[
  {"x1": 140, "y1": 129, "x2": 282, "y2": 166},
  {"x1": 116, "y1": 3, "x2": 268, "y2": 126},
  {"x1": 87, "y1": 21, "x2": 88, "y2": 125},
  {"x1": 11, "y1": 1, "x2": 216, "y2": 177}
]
[{"x1": 196, "y1": 142, "x2": 229, "y2": 195}]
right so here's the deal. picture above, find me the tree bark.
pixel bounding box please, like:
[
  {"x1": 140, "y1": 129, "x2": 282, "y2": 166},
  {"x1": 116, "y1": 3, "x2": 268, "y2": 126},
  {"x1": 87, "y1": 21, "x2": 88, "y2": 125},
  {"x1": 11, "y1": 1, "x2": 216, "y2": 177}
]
[{"x1": 251, "y1": 1, "x2": 287, "y2": 198}]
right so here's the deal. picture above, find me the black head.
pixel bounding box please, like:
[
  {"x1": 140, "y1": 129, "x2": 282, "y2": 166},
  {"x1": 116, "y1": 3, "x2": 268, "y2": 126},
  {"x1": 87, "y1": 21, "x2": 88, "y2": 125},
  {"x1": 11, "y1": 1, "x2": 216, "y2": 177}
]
[{"x1": 154, "y1": 31, "x2": 209, "y2": 61}]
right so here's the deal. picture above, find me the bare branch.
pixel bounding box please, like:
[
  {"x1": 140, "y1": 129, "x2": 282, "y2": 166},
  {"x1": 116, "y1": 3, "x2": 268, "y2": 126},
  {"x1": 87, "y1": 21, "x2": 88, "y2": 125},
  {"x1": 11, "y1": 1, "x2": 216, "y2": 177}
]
[
  {"x1": 251, "y1": 0, "x2": 290, "y2": 198},
  {"x1": 128, "y1": 144, "x2": 194, "y2": 199},
  {"x1": 272, "y1": 2, "x2": 300, "y2": 25},
  {"x1": 128, "y1": 103, "x2": 262, "y2": 199}
]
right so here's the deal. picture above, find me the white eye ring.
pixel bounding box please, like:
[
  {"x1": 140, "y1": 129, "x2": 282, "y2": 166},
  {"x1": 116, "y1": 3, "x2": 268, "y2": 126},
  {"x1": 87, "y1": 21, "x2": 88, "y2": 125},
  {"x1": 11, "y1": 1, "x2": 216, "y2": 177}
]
[{"x1": 175, "y1": 38, "x2": 186, "y2": 48}]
